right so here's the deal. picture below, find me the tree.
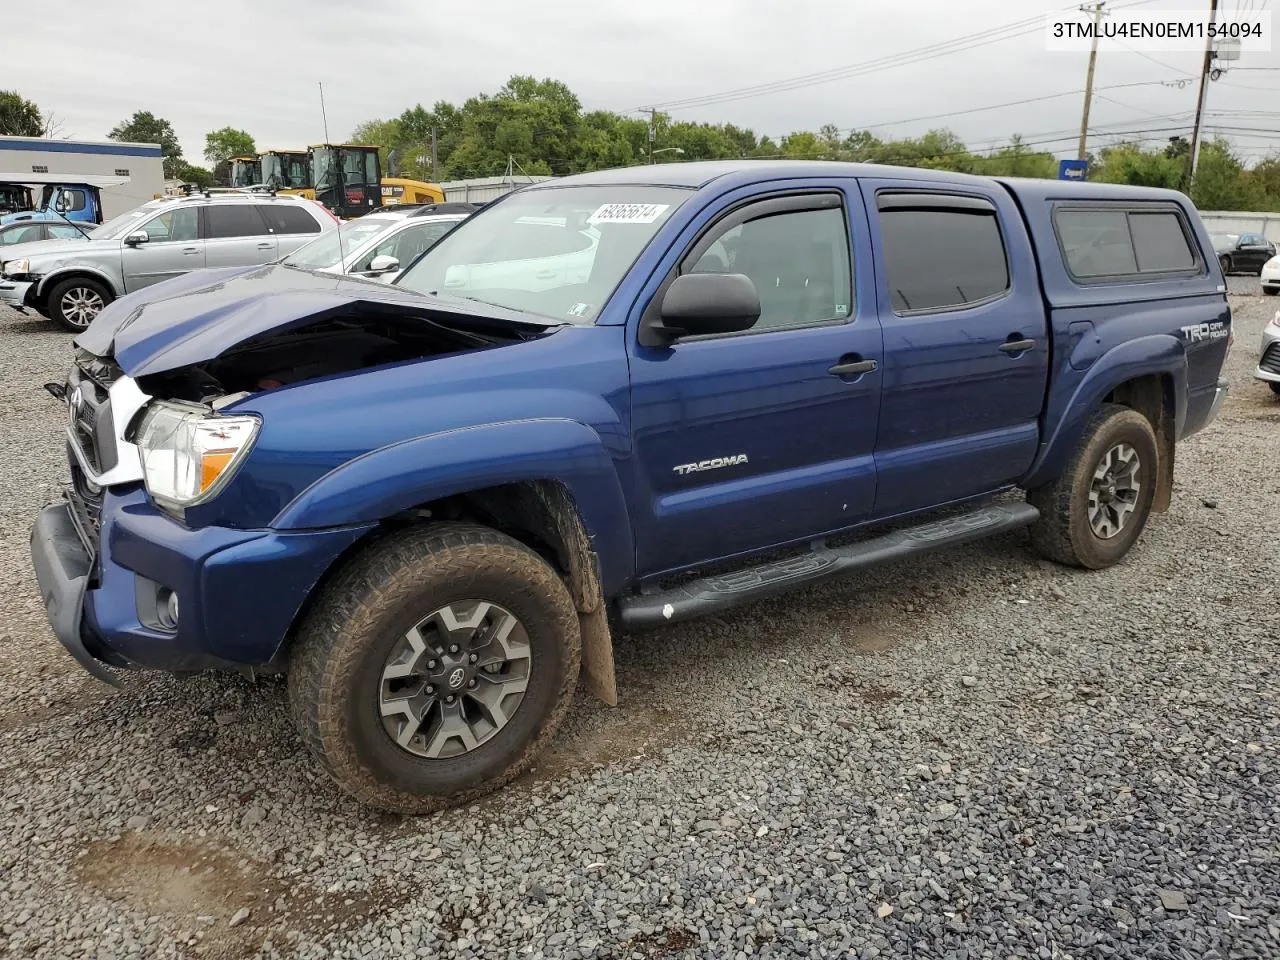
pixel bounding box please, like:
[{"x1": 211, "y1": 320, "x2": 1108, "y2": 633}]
[
  {"x1": 0, "y1": 90, "x2": 43, "y2": 137},
  {"x1": 109, "y1": 111, "x2": 183, "y2": 178},
  {"x1": 173, "y1": 161, "x2": 214, "y2": 188},
  {"x1": 203, "y1": 127, "x2": 256, "y2": 166}
]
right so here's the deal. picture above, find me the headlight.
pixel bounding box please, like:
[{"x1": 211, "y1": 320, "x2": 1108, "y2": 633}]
[
  {"x1": 2, "y1": 258, "x2": 29, "y2": 277},
  {"x1": 135, "y1": 402, "x2": 260, "y2": 507}
]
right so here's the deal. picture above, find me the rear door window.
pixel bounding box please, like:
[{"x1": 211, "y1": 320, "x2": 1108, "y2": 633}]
[
  {"x1": 877, "y1": 195, "x2": 1009, "y2": 312},
  {"x1": 259, "y1": 204, "x2": 322, "y2": 235},
  {"x1": 204, "y1": 204, "x2": 270, "y2": 239},
  {"x1": 1129, "y1": 212, "x2": 1195, "y2": 272}
]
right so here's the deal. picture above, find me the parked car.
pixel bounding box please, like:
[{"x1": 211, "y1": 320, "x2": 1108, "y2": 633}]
[
  {"x1": 1211, "y1": 231, "x2": 1276, "y2": 275},
  {"x1": 1260, "y1": 253, "x2": 1279, "y2": 296},
  {"x1": 0, "y1": 220, "x2": 93, "y2": 247},
  {"x1": 0, "y1": 192, "x2": 335, "y2": 331},
  {"x1": 1256, "y1": 310, "x2": 1280, "y2": 396},
  {"x1": 30, "y1": 161, "x2": 1230, "y2": 813},
  {"x1": 283, "y1": 202, "x2": 477, "y2": 283}
]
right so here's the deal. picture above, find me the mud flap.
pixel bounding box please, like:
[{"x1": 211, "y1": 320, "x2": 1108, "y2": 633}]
[{"x1": 579, "y1": 606, "x2": 618, "y2": 707}]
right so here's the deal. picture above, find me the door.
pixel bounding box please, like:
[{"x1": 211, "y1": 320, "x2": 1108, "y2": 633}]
[
  {"x1": 860, "y1": 182, "x2": 1049, "y2": 518},
  {"x1": 122, "y1": 206, "x2": 204, "y2": 291},
  {"x1": 258, "y1": 203, "x2": 324, "y2": 257},
  {"x1": 628, "y1": 189, "x2": 882, "y2": 576},
  {"x1": 201, "y1": 204, "x2": 277, "y2": 268}
]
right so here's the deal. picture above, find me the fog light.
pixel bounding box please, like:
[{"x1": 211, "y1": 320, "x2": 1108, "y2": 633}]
[{"x1": 155, "y1": 587, "x2": 179, "y2": 629}]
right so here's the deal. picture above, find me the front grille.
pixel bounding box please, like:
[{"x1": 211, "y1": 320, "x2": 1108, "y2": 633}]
[
  {"x1": 66, "y1": 354, "x2": 123, "y2": 476},
  {"x1": 66, "y1": 455, "x2": 103, "y2": 554},
  {"x1": 1260, "y1": 343, "x2": 1280, "y2": 376}
]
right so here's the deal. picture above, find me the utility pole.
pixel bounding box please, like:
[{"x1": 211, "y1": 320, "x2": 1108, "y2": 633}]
[
  {"x1": 644, "y1": 108, "x2": 656, "y2": 164},
  {"x1": 430, "y1": 126, "x2": 438, "y2": 181},
  {"x1": 1077, "y1": 1, "x2": 1106, "y2": 162},
  {"x1": 1187, "y1": 0, "x2": 1220, "y2": 187}
]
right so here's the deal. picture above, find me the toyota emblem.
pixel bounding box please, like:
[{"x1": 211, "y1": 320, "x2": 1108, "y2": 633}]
[{"x1": 448, "y1": 667, "x2": 466, "y2": 690}]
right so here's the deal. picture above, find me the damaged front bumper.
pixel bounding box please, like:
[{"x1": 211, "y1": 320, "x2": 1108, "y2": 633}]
[
  {"x1": 0, "y1": 278, "x2": 32, "y2": 311},
  {"x1": 30, "y1": 484, "x2": 375, "y2": 681}
]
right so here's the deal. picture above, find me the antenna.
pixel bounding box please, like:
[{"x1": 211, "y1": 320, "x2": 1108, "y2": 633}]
[{"x1": 319, "y1": 82, "x2": 330, "y2": 143}]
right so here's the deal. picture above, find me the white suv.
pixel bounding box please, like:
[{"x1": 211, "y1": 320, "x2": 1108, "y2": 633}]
[
  {"x1": 0, "y1": 192, "x2": 336, "y2": 332},
  {"x1": 281, "y1": 202, "x2": 478, "y2": 283}
]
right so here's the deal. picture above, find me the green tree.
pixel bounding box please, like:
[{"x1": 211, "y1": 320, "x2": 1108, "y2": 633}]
[
  {"x1": 350, "y1": 118, "x2": 403, "y2": 174},
  {"x1": 174, "y1": 161, "x2": 214, "y2": 188},
  {"x1": 0, "y1": 90, "x2": 44, "y2": 137},
  {"x1": 978, "y1": 136, "x2": 1057, "y2": 179},
  {"x1": 203, "y1": 127, "x2": 256, "y2": 166},
  {"x1": 108, "y1": 111, "x2": 183, "y2": 177}
]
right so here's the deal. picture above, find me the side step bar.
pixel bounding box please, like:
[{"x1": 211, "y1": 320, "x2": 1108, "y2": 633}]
[{"x1": 618, "y1": 502, "x2": 1040, "y2": 629}]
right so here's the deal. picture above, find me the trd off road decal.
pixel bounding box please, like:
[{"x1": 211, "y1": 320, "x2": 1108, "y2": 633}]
[{"x1": 1180, "y1": 321, "x2": 1229, "y2": 343}]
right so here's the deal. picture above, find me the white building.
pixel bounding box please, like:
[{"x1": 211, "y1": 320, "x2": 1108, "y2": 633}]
[{"x1": 0, "y1": 135, "x2": 166, "y2": 219}]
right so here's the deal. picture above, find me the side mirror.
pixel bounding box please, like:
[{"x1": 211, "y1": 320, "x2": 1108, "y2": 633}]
[
  {"x1": 366, "y1": 254, "x2": 399, "y2": 275},
  {"x1": 124, "y1": 231, "x2": 149, "y2": 246},
  {"x1": 648, "y1": 272, "x2": 760, "y2": 343}
]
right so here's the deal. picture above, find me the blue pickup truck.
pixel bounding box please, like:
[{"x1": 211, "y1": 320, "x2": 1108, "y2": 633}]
[{"x1": 31, "y1": 161, "x2": 1230, "y2": 812}]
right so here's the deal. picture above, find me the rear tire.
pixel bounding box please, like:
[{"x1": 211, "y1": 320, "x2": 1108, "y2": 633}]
[
  {"x1": 1219, "y1": 254, "x2": 1231, "y2": 276},
  {"x1": 1027, "y1": 404, "x2": 1159, "y2": 570},
  {"x1": 1269, "y1": 382, "x2": 1280, "y2": 396},
  {"x1": 47, "y1": 277, "x2": 112, "y2": 333},
  {"x1": 288, "y1": 523, "x2": 581, "y2": 814},
  {"x1": 1264, "y1": 287, "x2": 1278, "y2": 296}
]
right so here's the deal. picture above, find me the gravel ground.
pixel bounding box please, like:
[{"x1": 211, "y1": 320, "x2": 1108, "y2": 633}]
[{"x1": 1, "y1": 283, "x2": 1277, "y2": 960}]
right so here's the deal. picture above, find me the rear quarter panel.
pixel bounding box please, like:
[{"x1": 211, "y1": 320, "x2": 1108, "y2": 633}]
[{"x1": 999, "y1": 180, "x2": 1230, "y2": 487}]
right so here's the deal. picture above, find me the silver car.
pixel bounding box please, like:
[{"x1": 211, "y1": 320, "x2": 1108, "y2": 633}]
[
  {"x1": 0, "y1": 193, "x2": 335, "y2": 332},
  {"x1": 1257, "y1": 310, "x2": 1280, "y2": 398},
  {"x1": 281, "y1": 202, "x2": 477, "y2": 283}
]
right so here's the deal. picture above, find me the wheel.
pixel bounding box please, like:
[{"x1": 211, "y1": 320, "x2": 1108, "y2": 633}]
[
  {"x1": 1027, "y1": 403, "x2": 1159, "y2": 570},
  {"x1": 1219, "y1": 254, "x2": 1231, "y2": 276},
  {"x1": 47, "y1": 277, "x2": 111, "y2": 333},
  {"x1": 1264, "y1": 287, "x2": 1278, "y2": 296},
  {"x1": 1270, "y1": 382, "x2": 1280, "y2": 396},
  {"x1": 288, "y1": 523, "x2": 581, "y2": 813}
]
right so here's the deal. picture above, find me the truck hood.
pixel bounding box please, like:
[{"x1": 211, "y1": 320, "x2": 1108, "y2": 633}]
[{"x1": 76, "y1": 263, "x2": 558, "y2": 377}]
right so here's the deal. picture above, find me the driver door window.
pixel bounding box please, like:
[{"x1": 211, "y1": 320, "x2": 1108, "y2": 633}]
[
  {"x1": 142, "y1": 207, "x2": 200, "y2": 243},
  {"x1": 683, "y1": 206, "x2": 852, "y2": 331}
]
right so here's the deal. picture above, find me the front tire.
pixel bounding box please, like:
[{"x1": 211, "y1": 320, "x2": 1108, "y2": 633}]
[
  {"x1": 288, "y1": 523, "x2": 581, "y2": 814},
  {"x1": 1264, "y1": 287, "x2": 1278, "y2": 297},
  {"x1": 47, "y1": 277, "x2": 112, "y2": 333},
  {"x1": 1027, "y1": 404, "x2": 1158, "y2": 570},
  {"x1": 1269, "y1": 382, "x2": 1280, "y2": 396}
]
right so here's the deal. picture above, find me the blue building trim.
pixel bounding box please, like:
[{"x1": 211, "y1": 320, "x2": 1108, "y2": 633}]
[{"x1": 0, "y1": 138, "x2": 162, "y2": 158}]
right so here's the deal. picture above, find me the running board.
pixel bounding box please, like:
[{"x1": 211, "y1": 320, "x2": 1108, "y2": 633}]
[{"x1": 618, "y1": 502, "x2": 1040, "y2": 629}]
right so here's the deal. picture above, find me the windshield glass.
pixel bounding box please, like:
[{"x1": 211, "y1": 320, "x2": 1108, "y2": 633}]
[
  {"x1": 397, "y1": 186, "x2": 689, "y2": 322},
  {"x1": 313, "y1": 148, "x2": 336, "y2": 194},
  {"x1": 283, "y1": 216, "x2": 397, "y2": 270},
  {"x1": 90, "y1": 203, "x2": 167, "y2": 240},
  {"x1": 0, "y1": 184, "x2": 30, "y2": 211},
  {"x1": 261, "y1": 155, "x2": 282, "y2": 187}
]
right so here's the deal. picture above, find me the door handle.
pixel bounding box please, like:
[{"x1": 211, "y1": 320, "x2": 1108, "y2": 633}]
[
  {"x1": 535, "y1": 270, "x2": 556, "y2": 280},
  {"x1": 999, "y1": 338, "x2": 1035, "y2": 354},
  {"x1": 256, "y1": 242, "x2": 273, "y2": 250},
  {"x1": 181, "y1": 247, "x2": 199, "y2": 255},
  {"x1": 828, "y1": 357, "x2": 878, "y2": 377}
]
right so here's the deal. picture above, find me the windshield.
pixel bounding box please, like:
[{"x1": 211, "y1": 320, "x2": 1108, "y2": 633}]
[
  {"x1": 0, "y1": 185, "x2": 29, "y2": 211},
  {"x1": 261, "y1": 155, "x2": 282, "y2": 187},
  {"x1": 396, "y1": 186, "x2": 689, "y2": 322},
  {"x1": 90, "y1": 204, "x2": 166, "y2": 240},
  {"x1": 313, "y1": 148, "x2": 336, "y2": 194},
  {"x1": 283, "y1": 215, "x2": 397, "y2": 270}
]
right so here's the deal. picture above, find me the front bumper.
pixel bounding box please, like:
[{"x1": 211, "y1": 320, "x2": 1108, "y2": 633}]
[
  {"x1": 30, "y1": 485, "x2": 374, "y2": 680},
  {"x1": 0, "y1": 278, "x2": 32, "y2": 310},
  {"x1": 1255, "y1": 322, "x2": 1280, "y2": 384}
]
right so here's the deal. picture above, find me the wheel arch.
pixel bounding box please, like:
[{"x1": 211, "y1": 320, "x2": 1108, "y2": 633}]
[
  {"x1": 1022, "y1": 334, "x2": 1186, "y2": 497},
  {"x1": 36, "y1": 265, "x2": 121, "y2": 305}
]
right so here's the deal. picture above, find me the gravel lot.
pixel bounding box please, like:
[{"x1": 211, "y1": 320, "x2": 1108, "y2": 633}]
[{"x1": 1, "y1": 280, "x2": 1277, "y2": 960}]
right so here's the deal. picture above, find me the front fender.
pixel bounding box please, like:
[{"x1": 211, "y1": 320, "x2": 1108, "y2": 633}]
[
  {"x1": 36, "y1": 261, "x2": 121, "y2": 298},
  {"x1": 1022, "y1": 334, "x2": 1187, "y2": 490},
  {"x1": 271, "y1": 418, "x2": 634, "y2": 594}
]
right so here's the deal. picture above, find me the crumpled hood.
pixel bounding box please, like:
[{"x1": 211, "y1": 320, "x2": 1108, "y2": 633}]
[{"x1": 76, "y1": 263, "x2": 550, "y2": 377}]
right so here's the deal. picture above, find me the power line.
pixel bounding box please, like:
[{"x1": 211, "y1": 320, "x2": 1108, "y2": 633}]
[{"x1": 627, "y1": 0, "x2": 1165, "y2": 114}]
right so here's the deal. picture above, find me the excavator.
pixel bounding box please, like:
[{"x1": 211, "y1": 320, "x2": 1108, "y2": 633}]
[
  {"x1": 260, "y1": 150, "x2": 311, "y2": 190},
  {"x1": 228, "y1": 156, "x2": 262, "y2": 188}
]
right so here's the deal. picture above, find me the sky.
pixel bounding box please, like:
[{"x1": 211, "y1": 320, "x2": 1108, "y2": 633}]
[{"x1": 6, "y1": 0, "x2": 1278, "y2": 166}]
